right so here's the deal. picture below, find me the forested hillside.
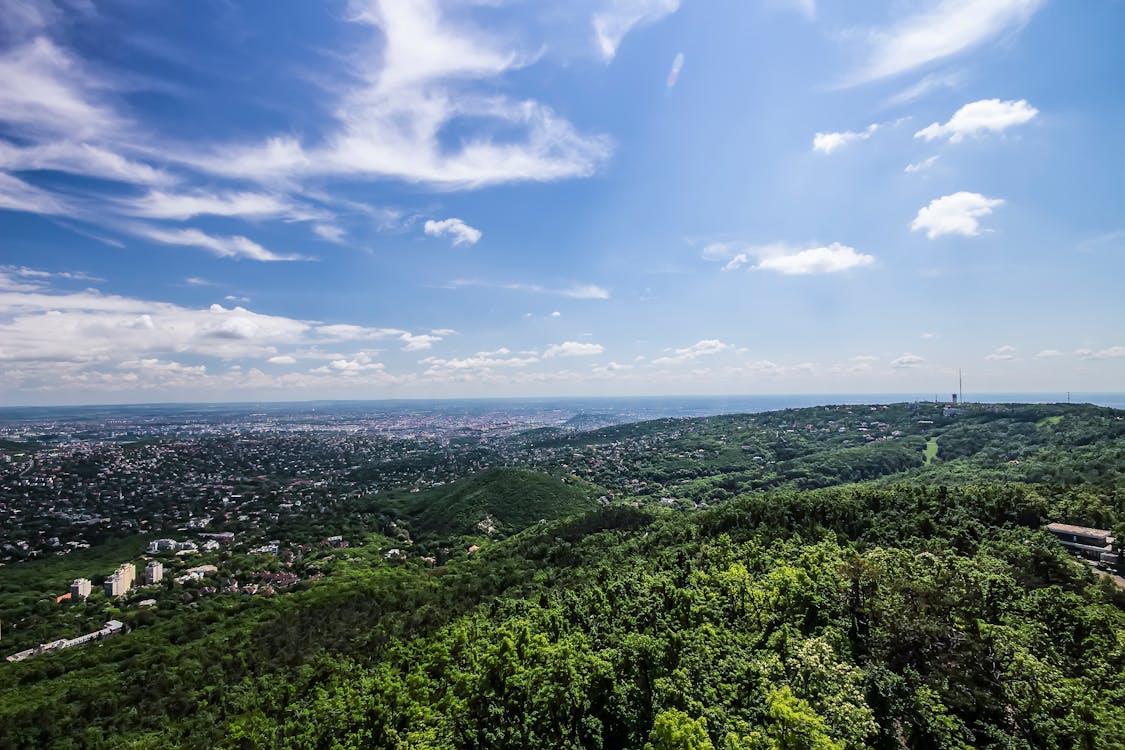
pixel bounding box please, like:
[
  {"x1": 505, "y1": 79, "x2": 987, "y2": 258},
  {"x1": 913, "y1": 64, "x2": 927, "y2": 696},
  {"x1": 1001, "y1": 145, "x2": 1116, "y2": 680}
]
[{"x1": 1, "y1": 402, "x2": 1123, "y2": 749}]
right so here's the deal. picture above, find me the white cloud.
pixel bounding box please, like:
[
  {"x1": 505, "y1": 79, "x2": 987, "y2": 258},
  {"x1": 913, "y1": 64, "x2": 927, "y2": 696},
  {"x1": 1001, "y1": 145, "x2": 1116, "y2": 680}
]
[
  {"x1": 550, "y1": 311, "x2": 561, "y2": 318},
  {"x1": 911, "y1": 192, "x2": 1004, "y2": 239},
  {"x1": 885, "y1": 71, "x2": 963, "y2": 106},
  {"x1": 0, "y1": 140, "x2": 171, "y2": 185},
  {"x1": 1076, "y1": 346, "x2": 1125, "y2": 360},
  {"x1": 0, "y1": 37, "x2": 121, "y2": 139},
  {"x1": 0, "y1": 171, "x2": 72, "y2": 215},
  {"x1": 701, "y1": 242, "x2": 742, "y2": 261},
  {"x1": 705, "y1": 241, "x2": 875, "y2": 275},
  {"x1": 179, "y1": 0, "x2": 612, "y2": 189},
  {"x1": 812, "y1": 124, "x2": 878, "y2": 154},
  {"x1": 847, "y1": 0, "x2": 1043, "y2": 85},
  {"x1": 890, "y1": 353, "x2": 925, "y2": 368},
  {"x1": 985, "y1": 345, "x2": 1017, "y2": 361},
  {"x1": 127, "y1": 225, "x2": 304, "y2": 262},
  {"x1": 311, "y1": 352, "x2": 385, "y2": 375},
  {"x1": 120, "y1": 190, "x2": 295, "y2": 220},
  {"x1": 652, "y1": 339, "x2": 732, "y2": 365},
  {"x1": 0, "y1": 271, "x2": 449, "y2": 395},
  {"x1": 756, "y1": 243, "x2": 875, "y2": 275},
  {"x1": 419, "y1": 350, "x2": 540, "y2": 375},
  {"x1": 915, "y1": 98, "x2": 1038, "y2": 142},
  {"x1": 424, "y1": 217, "x2": 482, "y2": 246},
  {"x1": 1034, "y1": 349, "x2": 1062, "y2": 359},
  {"x1": 447, "y1": 279, "x2": 609, "y2": 299},
  {"x1": 593, "y1": 0, "x2": 680, "y2": 61},
  {"x1": 722, "y1": 254, "x2": 750, "y2": 272},
  {"x1": 313, "y1": 224, "x2": 346, "y2": 243},
  {"x1": 399, "y1": 332, "x2": 442, "y2": 351},
  {"x1": 905, "y1": 155, "x2": 940, "y2": 173},
  {"x1": 543, "y1": 341, "x2": 604, "y2": 357}
]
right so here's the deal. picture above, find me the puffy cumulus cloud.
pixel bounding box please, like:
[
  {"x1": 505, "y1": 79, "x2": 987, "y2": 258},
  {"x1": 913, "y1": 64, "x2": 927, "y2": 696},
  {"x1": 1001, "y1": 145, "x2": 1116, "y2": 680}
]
[
  {"x1": 812, "y1": 124, "x2": 878, "y2": 154},
  {"x1": 915, "y1": 99, "x2": 1038, "y2": 142},
  {"x1": 890, "y1": 353, "x2": 925, "y2": 368},
  {"x1": 419, "y1": 349, "x2": 540, "y2": 376},
  {"x1": 543, "y1": 341, "x2": 605, "y2": 358},
  {"x1": 593, "y1": 0, "x2": 680, "y2": 61},
  {"x1": 845, "y1": 0, "x2": 1043, "y2": 85},
  {"x1": 756, "y1": 243, "x2": 875, "y2": 275},
  {"x1": 399, "y1": 333, "x2": 442, "y2": 351},
  {"x1": 310, "y1": 352, "x2": 385, "y2": 375},
  {"x1": 911, "y1": 192, "x2": 1003, "y2": 238},
  {"x1": 704, "y1": 241, "x2": 875, "y2": 275},
  {"x1": 652, "y1": 339, "x2": 732, "y2": 365},
  {"x1": 0, "y1": 269, "x2": 448, "y2": 392},
  {"x1": 424, "y1": 218, "x2": 482, "y2": 246}
]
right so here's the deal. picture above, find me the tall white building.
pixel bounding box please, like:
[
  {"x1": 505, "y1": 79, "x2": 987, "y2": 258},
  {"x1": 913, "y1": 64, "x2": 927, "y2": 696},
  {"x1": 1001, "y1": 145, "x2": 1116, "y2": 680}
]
[
  {"x1": 69, "y1": 578, "x2": 92, "y2": 599},
  {"x1": 145, "y1": 561, "x2": 163, "y2": 585},
  {"x1": 103, "y1": 563, "x2": 136, "y2": 597}
]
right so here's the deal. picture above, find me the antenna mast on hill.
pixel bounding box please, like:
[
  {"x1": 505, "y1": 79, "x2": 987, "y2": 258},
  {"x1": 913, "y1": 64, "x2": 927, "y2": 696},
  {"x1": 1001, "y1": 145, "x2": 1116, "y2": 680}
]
[{"x1": 959, "y1": 369, "x2": 963, "y2": 405}]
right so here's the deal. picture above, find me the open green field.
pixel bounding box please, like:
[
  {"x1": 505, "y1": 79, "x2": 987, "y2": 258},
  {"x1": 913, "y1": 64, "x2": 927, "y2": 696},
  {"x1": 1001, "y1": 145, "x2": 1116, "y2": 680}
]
[{"x1": 923, "y1": 436, "x2": 939, "y2": 465}]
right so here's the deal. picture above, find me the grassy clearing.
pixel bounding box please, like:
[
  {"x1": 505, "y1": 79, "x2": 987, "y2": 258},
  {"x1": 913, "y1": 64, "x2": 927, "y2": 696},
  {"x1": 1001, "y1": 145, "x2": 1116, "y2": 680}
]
[{"x1": 923, "y1": 437, "x2": 939, "y2": 465}]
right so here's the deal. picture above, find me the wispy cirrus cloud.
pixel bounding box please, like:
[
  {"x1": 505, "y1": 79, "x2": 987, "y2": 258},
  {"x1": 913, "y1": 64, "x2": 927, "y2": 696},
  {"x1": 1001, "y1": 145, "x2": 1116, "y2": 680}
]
[
  {"x1": 446, "y1": 279, "x2": 610, "y2": 299},
  {"x1": 118, "y1": 190, "x2": 298, "y2": 221},
  {"x1": 544, "y1": 340, "x2": 605, "y2": 357},
  {"x1": 592, "y1": 0, "x2": 680, "y2": 61},
  {"x1": 652, "y1": 339, "x2": 732, "y2": 365},
  {"x1": 125, "y1": 225, "x2": 306, "y2": 262},
  {"x1": 844, "y1": 0, "x2": 1043, "y2": 86},
  {"x1": 177, "y1": 0, "x2": 612, "y2": 189},
  {"x1": 890, "y1": 353, "x2": 925, "y2": 368}
]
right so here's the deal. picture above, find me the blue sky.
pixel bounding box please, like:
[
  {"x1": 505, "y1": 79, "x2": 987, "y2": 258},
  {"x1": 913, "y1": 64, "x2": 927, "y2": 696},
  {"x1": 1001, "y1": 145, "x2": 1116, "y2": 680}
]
[{"x1": 1, "y1": 0, "x2": 1123, "y2": 405}]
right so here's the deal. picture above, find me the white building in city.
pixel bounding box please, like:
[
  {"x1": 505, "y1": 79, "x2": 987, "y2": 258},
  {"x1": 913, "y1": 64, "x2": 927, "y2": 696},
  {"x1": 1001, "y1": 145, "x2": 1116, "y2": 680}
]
[
  {"x1": 103, "y1": 563, "x2": 135, "y2": 597},
  {"x1": 145, "y1": 561, "x2": 163, "y2": 585},
  {"x1": 69, "y1": 578, "x2": 92, "y2": 599}
]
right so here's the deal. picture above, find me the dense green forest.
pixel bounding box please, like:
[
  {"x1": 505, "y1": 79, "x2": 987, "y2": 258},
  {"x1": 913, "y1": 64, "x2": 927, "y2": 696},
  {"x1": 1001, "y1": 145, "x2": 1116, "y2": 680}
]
[{"x1": 1, "y1": 402, "x2": 1123, "y2": 749}]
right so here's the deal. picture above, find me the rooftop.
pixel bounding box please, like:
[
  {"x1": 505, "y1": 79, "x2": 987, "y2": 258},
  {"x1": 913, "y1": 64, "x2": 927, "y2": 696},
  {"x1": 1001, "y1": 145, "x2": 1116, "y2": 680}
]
[{"x1": 1045, "y1": 522, "x2": 1112, "y2": 539}]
